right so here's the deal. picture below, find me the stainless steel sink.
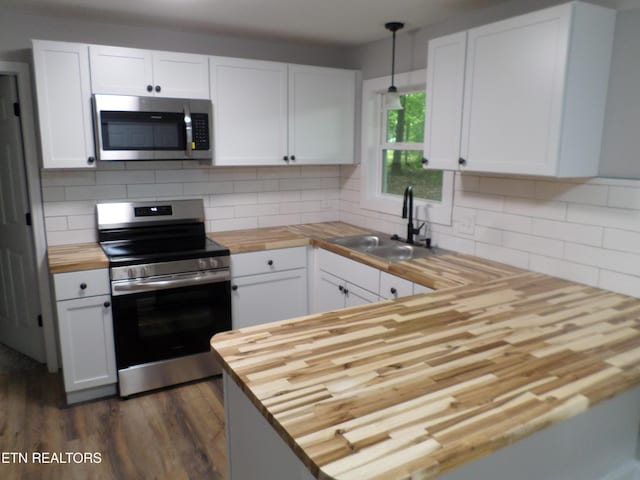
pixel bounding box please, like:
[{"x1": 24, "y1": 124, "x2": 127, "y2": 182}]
[
  {"x1": 330, "y1": 234, "x2": 393, "y2": 250},
  {"x1": 329, "y1": 234, "x2": 448, "y2": 262}
]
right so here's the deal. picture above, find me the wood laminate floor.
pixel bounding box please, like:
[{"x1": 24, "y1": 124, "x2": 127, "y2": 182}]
[{"x1": 0, "y1": 369, "x2": 228, "y2": 479}]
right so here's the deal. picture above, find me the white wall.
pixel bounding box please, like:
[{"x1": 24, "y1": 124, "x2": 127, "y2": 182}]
[
  {"x1": 41, "y1": 161, "x2": 340, "y2": 245},
  {"x1": 340, "y1": 166, "x2": 640, "y2": 298}
]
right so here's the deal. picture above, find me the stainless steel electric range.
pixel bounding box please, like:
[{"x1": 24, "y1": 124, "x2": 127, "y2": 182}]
[{"x1": 96, "y1": 199, "x2": 231, "y2": 397}]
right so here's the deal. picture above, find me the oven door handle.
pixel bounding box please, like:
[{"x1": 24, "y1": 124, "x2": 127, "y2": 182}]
[{"x1": 112, "y1": 270, "x2": 229, "y2": 296}]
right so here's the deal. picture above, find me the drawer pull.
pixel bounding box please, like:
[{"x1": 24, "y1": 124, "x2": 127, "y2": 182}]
[
  {"x1": 390, "y1": 287, "x2": 397, "y2": 295},
  {"x1": 103, "y1": 301, "x2": 111, "y2": 308},
  {"x1": 231, "y1": 285, "x2": 238, "y2": 291},
  {"x1": 80, "y1": 283, "x2": 87, "y2": 290},
  {"x1": 267, "y1": 260, "x2": 274, "y2": 266}
]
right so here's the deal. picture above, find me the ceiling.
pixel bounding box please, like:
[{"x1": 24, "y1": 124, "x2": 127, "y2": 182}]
[{"x1": 0, "y1": 0, "x2": 522, "y2": 46}]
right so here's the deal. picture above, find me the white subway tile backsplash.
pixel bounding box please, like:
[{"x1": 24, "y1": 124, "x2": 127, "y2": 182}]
[
  {"x1": 65, "y1": 185, "x2": 126, "y2": 201},
  {"x1": 300, "y1": 211, "x2": 338, "y2": 224},
  {"x1": 455, "y1": 174, "x2": 480, "y2": 192},
  {"x1": 567, "y1": 204, "x2": 640, "y2": 233},
  {"x1": 474, "y1": 243, "x2": 530, "y2": 269},
  {"x1": 234, "y1": 204, "x2": 280, "y2": 218},
  {"x1": 209, "y1": 167, "x2": 258, "y2": 181},
  {"x1": 211, "y1": 193, "x2": 258, "y2": 207},
  {"x1": 233, "y1": 179, "x2": 279, "y2": 193},
  {"x1": 603, "y1": 229, "x2": 640, "y2": 254},
  {"x1": 475, "y1": 210, "x2": 532, "y2": 234},
  {"x1": 529, "y1": 255, "x2": 599, "y2": 287},
  {"x1": 532, "y1": 219, "x2": 603, "y2": 246},
  {"x1": 126, "y1": 160, "x2": 184, "y2": 170},
  {"x1": 97, "y1": 170, "x2": 155, "y2": 185},
  {"x1": 598, "y1": 270, "x2": 640, "y2": 298},
  {"x1": 434, "y1": 233, "x2": 475, "y2": 254},
  {"x1": 455, "y1": 191, "x2": 504, "y2": 211},
  {"x1": 608, "y1": 186, "x2": 640, "y2": 209},
  {"x1": 258, "y1": 214, "x2": 300, "y2": 228},
  {"x1": 41, "y1": 171, "x2": 95, "y2": 186},
  {"x1": 210, "y1": 217, "x2": 258, "y2": 232},
  {"x1": 258, "y1": 191, "x2": 301, "y2": 203},
  {"x1": 183, "y1": 182, "x2": 233, "y2": 195},
  {"x1": 204, "y1": 206, "x2": 235, "y2": 220},
  {"x1": 67, "y1": 214, "x2": 95, "y2": 230},
  {"x1": 564, "y1": 243, "x2": 640, "y2": 276},
  {"x1": 155, "y1": 169, "x2": 206, "y2": 183},
  {"x1": 41, "y1": 187, "x2": 65, "y2": 202},
  {"x1": 503, "y1": 197, "x2": 567, "y2": 221},
  {"x1": 502, "y1": 231, "x2": 564, "y2": 258},
  {"x1": 127, "y1": 183, "x2": 183, "y2": 198},
  {"x1": 474, "y1": 226, "x2": 502, "y2": 245},
  {"x1": 44, "y1": 216, "x2": 67, "y2": 232},
  {"x1": 535, "y1": 181, "x2": 608, "y2": 205},
  {"x1": 478, "y1": 177, "x2": 535, "y2": 198},
  {"x1": 279, "y1": 200, "x2": 323, "y2": 215},
  {"x1": 257, "y1": 166, "x2": 301, "y2": 179},
  {"x1": 44, "y1": 201, "x2": 96, "y2": 217},
  {"x1": 46, "y1": 229, "x2": 96, "y2": 245}
]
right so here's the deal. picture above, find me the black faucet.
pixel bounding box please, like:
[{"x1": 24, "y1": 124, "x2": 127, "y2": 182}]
[{"x1": 402, "y1": 185, "x2": 423, "y2": 245}]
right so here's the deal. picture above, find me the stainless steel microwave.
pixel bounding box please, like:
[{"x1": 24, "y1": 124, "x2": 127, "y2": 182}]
[{"x1": 92, "y1": 94, "x2": 212, "y2": 161}]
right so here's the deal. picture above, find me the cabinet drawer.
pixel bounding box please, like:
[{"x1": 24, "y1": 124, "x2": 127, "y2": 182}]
[
  {"x1": 380, "y1": 272, "x2": 414, "y2": 300},
  {"x1": 413, "y1": 283, "x2": 434, "y2": 295},
  {"x1": 53, "y1": 268, "x2": 110, "y2": 300},
  {"x1": 318, "y1": 249, "x2": 380, "y2": 294},
  {"x1": 232, "y1": 247, "x2": 307, "y2": 277}
]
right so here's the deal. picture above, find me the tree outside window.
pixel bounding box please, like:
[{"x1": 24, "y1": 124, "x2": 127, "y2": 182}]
[{"x1": 381, "y1": 92, "x2": 443, "y2": 202}]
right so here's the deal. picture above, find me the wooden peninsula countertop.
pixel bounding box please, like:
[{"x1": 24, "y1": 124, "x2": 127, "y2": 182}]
[
  {"x1": 47, "y1": 242, "x2": 109, "y2": 273},
  {"x1": 211, "y1": 272, "x2": 640, "y2": 480}
]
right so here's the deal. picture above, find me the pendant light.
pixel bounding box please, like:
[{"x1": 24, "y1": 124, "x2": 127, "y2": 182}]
[{"x1": 384, "y1": 21, "x2": 405, "y2": 110}]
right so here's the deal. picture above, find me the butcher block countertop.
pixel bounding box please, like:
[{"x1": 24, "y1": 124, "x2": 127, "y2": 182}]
[
  {"x1": 47, "y1": 243, "x2": 109, "y2": 273},
  {"x1": 211, "y1": 272, "x2": 640, "y2": 480}
]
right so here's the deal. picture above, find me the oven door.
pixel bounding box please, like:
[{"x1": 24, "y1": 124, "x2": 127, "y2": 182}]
[{"x1": 110, "y1": 270, "x2": 231, "y2": 369}]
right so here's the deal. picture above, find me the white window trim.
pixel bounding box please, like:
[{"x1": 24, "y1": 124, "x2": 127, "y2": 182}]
[{"x1": 359, "y1": 70, "x2": 454, "y2": 226}]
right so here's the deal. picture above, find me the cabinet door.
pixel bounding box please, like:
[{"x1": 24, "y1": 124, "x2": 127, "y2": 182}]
[
  {"x1": 210, "y1": 57, "x2": 288, "y2": 166},
  {"x1": 152, "y1": 51, "x2": 209, "y2": 99},
  {"x1": 89, "y1": 45, "x2": 154, "y2": 96},
  {"x1": 288, "y1": 65, "x2": 356, "y2": 164},
  {"x1": 32, "y1": 40, "x2": 96, "y2": 168},
  {"x1": 413, "y1": 283, "x2": 434, "y2": 295},
  {"x1": 56, "y1": 295, "x2": 116, "y2": 392},
  {"x1": 380, "y1": 272, "x2": 414, "y2": 300},
  {"x1": 423, "y1": 31, "x2": 466, "y2": 171},
  {"x1": 460, "y1": 5, "x2": 571, "y2": 175},
  {"x1": 345, "y1": 283, "x2": 378, "y2": 307},
  {"x1": 232, "y1": 269, "x2": 307, "y2": 329},
  {"x1": 315, "y1": 271, "x2": 346, "y2": 314}
]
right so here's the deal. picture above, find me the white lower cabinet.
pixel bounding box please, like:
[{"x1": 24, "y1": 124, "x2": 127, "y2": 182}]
[
  {"x1": 231, "y1": 247, "x2": 308, "y2": 329},
  {"x1": 380, "y1": 272, "x2": 434, "y2": 299},
  {"x1": 53, "y1": 268, "x2": 117, "y2": 404}
]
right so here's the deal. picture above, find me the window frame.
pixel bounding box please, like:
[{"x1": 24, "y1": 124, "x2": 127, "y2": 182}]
[{"x1": 360, "y1": 70, "x2": 454, "y2": 226}]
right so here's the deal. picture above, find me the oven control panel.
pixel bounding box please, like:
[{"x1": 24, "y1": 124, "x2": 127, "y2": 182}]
[{"x1": 111, "y1": 256, "x2": 230, "y2": 281}]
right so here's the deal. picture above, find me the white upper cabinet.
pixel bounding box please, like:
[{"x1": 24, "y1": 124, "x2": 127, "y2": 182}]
[
  {"x1": 32, "y1": 40, "x2": 96, "y2": 169},
  {"x1": 288, "y1": 65, "x2": 357, "y2": 165},
  {"x1": 210, "y1": 58, "x2": 358, "y2": 166},
  {"x1": 90, "y1": 45, "x2": 210, "y2": 99},
  {"x1": 424, "y1": 2, "x2": 615, "y2": 177},
  {"x1": 210, "y1": 57, "x2": 288, "y2": 166},
  {"x1": 423, "y1": 32, "x2": 467, "y2": 171}
]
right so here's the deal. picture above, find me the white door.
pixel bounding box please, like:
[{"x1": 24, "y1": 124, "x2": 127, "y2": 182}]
[
  {"x1": 89, "y1": 45, "x2": 154, "y2": 96},
  {"x1": 344, "y1": 283, "x2": 378, "y2": 307},
  {"x1": 231, "y1": 269, "x2": 308, "y2": 329},
  {"x1": 210, "y1": 57, "x2": 288, "y2": 166},
  {"x1": 288, "y1": 65, "x2": 356, "y2": 164},
  {"x1": 0, "y1": 75, "x2": 45, "y2": 362},
  {"x1": 423, "y1": 31, "x2": 467, "y2": 171},
  {"x1": 152, "y1": 51, "x2": 209, "y2": 99},
  {"x1": 315, "y1": 271, "x2": 346, "y2": 314}
]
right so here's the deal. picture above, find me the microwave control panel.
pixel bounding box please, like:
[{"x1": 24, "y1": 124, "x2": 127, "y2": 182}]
[{"x1": 191, "y1": 113, "x2": 210, "y2": 151}]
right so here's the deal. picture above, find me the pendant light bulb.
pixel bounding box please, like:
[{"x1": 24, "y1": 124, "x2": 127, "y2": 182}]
[{"x1": 384, "y1": 21, "x2": 405, "y2": 111}]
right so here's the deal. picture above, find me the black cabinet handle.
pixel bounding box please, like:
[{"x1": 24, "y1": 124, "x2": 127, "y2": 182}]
[
  {"x1": 422, "y1": 158, "x2": 428, "y2": 165},
  {"x1": 458, "y1": 157, "x2": 467, "y2": 166},
  {"x1": 80, "y1": 283, "x2": 87, "y2": 290},
  {"x1": 103, "y1": 301, "x2": 110, "y2": 308},
  {"x1": 231, "y1": 285, "x2": 238, "y2": 291},
  {"x1": 267, "y1": 260, "x2": 274, "y2": 266},
  {"x1": 343, "y1": 288, "x2": 349, "y2": 295},
  {"x1": 338, "y1": 285, "x2": 344, "y2": 292},
  {"x1": 155, "y1": 85, "x2": 161, "y2": 93},
  {"x1": 87, "y1": 156, "x2": 95, "y2": 164},
  {"x1": 390, "y1": 287, "x2": 397, "y2": 295},
  {"x1": 146, "y1": 85, "x2": 153, "y2": 92},
  {"x1": 283, "y1": 155, "x2": 289, "y2": 162},
  {"x1": 290, "y1": 155, "x2": 296, "y2": 161}
]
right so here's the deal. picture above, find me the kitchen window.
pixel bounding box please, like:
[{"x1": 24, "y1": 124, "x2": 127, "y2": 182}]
[{"x1": 361, "y1": 71, "x2": 453, "y2": 226}]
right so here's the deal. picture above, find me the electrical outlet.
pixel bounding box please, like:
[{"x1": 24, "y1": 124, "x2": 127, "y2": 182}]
[{"x1": 455, "y1": 214, "x2": 475, "y2": 235}]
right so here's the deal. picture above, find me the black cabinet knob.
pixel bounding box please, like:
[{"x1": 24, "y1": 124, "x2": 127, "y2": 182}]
[
  {"x1": 290, "y1": 155, "x2": 296, "y2": 161},
  {"x1": 283, "y1": 155, "x2": 289, "y2": 162},
  {"x1": 87, "y1": 156, "x2": 95, "y2": 164},
  {"x1": 422, "y1": 158, "x2": 428, "y2": 165},
  {"x1": 103, "y1": 301, "x2": 110, "y2": 308},
  {"x1": 343, "y1": 288, "x2": 349, "y2": 295},
  {"x1": 458, "y1": 157, "x2": 467, "y2": 166},
  {"x1": 146, "y1": 85, "x2": 153, "y2": 92},
  {"x1": 390, "y1": 287, "x2": 397, "y2": 295},
  {"x1": 155, "y1": 85, "x2": 161, "y2": 93},
  {"x1": 267, "y1": 260, "x2": 274, "y2": 266},
  {"x1": 338, "y1": 285, "x2": 344, "y2": 292},
  {"x1": 231, "y1": 285, "x2": 238, "y2": 291},
  {"x1": 80, "y1": 283, "x2": 87, "y2": 290}
]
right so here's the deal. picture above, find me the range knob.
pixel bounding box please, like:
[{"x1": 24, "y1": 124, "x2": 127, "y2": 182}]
[
  {"x1": 209, "y1": 257, "x2": 218, "y2": 268},
  {"x1": 198, "y1": 259, "x2": 207, "y2": 270},
  {"x1": 139, "y1": 267, "x2": 147, "y2": 277},
  {"x1": 127, "y1": 267, "x2": 137, "y2": 278}
]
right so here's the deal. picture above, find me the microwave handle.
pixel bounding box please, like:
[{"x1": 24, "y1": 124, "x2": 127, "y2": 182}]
[{"x1": 184, "y1": 105, "x2": 193, "y2": 158}]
